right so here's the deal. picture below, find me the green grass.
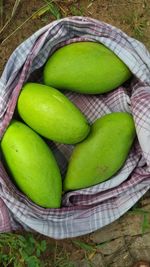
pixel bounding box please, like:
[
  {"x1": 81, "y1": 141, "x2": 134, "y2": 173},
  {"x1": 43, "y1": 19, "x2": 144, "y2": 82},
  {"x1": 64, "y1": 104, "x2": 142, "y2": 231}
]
[
  {"x1": 53, "y1": 247, "x2": 75, "y2": 267},
  {"x1": 0, "y1": 210, "x2": 149, "y2": 267},
  {"x1": 0, "y1": 233, "x2": 47, "y2": 267},
  {"x1": 123, "y1": 11, "x2": 148, "y2": 39},
  {"x1": 0, "y1": 233, "x2": 78, "y2": 267},
  {"x1": 70, "y1": 5, "x2": 84, "y2": 16},
  {"x1": 72, "y1": 240, "x2": 95, "y2": 252},
  {"x1": 72, "y1": 239, "x2": 100, "y2": 267}
]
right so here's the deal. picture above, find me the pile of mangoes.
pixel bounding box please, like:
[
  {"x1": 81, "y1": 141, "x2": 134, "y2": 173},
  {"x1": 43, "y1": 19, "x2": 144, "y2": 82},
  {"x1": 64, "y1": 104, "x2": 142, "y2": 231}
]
[{"x1": 1, "y1": 42, "x2": 136, "y2": 208}]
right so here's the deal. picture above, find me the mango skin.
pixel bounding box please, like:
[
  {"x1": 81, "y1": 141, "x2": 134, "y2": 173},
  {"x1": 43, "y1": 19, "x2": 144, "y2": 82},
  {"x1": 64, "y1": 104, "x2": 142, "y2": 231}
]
[
  {"x1": 1, "y1": 121, "x2": 62, "y2": 208},
  {"x1": 17, "y1": 83, "x2": 90, "y2": 144},
  {"x1": 63, "y1": 112, "x2": 136, "y2": 191},
  {"x1": 43, "y1": 42, "x2": 132, "y2": 94}
]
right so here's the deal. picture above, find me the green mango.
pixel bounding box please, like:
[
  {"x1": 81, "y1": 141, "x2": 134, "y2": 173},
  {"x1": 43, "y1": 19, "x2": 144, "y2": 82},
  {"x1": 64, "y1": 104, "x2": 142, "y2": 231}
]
[
  {"x1": 43, "y1": 42, "x2": 132, "y2": 94},
  {"x1": 1, "y1": 120, "x2": 62, "y2": 208},
  {"x1": 17, "y1": 83, "x2": 90, "y2": 144},
  {"x1": 63, "y1": 112, "x2": 136, "y2": 191}
]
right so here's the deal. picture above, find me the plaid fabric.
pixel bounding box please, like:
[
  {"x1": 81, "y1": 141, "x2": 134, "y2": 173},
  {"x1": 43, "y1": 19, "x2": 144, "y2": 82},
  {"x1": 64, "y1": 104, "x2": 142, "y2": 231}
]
[{"x1": 0, "y1": 16, "x2": 150, "y2": 239}]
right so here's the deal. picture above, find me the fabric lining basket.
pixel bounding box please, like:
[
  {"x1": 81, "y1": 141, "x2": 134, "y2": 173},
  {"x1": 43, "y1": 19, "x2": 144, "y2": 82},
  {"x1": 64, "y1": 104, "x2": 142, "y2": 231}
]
[{"x1": 0, "y1": 16, "x2": 150, "y2": 239}]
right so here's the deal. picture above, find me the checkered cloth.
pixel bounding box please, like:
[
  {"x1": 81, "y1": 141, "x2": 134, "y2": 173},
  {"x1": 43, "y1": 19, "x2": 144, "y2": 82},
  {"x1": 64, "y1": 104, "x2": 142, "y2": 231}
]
[{"x1": 0, "y1": 17, "x2": 150, "y2": 238}]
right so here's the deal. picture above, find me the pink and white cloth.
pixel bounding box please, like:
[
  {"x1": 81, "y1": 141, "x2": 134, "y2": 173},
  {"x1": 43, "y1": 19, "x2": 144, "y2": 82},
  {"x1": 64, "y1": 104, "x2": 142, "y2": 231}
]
[{"x1": 0, "y1": 17, "x2": 150, "y2": 238}]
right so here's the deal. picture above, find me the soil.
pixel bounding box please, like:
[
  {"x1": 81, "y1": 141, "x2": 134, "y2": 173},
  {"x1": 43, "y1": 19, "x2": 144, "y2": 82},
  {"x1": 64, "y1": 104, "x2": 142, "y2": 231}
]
[
  {"x1": 0, "y1": 0, "x2": 150, "y2": 266},
  {"x1": 0, "y1": 0, "x2": 150, "y2": 74}
]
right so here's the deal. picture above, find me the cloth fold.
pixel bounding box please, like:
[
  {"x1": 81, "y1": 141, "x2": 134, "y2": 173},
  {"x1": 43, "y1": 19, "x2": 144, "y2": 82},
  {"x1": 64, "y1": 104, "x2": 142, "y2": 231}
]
[{"x1": 0, "y1": 16, "x2": 150, "y2": 238}]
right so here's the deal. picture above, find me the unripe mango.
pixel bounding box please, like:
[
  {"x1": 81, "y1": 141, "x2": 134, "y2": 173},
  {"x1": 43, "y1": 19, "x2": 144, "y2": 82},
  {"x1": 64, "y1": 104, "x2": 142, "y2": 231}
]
[
  {"x1": 43, "y1": 42, "x2": 132, "y2": 94},
  {"x1": 1, "y1": 121, "x2": 62, "y2": 208},
  {"x1": 17, "y1": 83, "x2": 90, "y2": 144},
  {"x1": 64, "y1": 112, "x2": 136, "y2": 191}
]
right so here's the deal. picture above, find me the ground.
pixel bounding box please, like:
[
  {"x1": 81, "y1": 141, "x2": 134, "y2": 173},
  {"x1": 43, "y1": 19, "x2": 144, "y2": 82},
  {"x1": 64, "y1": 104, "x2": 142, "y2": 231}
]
[{"x1": 0, "y1": 0, "x2": 150, "y2": 266}]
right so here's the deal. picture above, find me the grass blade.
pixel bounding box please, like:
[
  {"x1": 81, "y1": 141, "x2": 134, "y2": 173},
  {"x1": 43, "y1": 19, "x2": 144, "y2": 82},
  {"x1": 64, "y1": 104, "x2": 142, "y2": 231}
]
[
  {"x1": 1, "y1": 1, "x2": 62, "y2": 44},
  {"x1": 1, "y1": 4, "x2": 48, "y2": 44},
  {"x1": 44, "y1": 0, "x2": 61, "y2": 19},
  {"x1": 0, "y1": 0, "x2": 3, "y2": 28},
  {"x1": 0, "y1": 0, "x2": 22, "y2": 35},
  {"x1": 32, "y1": 5, "x2": 50, "y2": 19},
  {"x1": 72, "y1": 240, "x2": 94, "y2": 252},
  {"x1": 11, "y1": 0, "x2": 22, "y2": 18}
]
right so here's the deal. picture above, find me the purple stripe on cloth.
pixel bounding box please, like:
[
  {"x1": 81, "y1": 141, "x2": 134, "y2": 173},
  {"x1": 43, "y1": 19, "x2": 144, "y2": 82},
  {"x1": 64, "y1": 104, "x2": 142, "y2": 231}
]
[
  {"x1": 0, "y1": 16, "x2": 150, "y2": 238},
  {"x1": 0, "y1": 199, "x2": 11, "y2": 232}
]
